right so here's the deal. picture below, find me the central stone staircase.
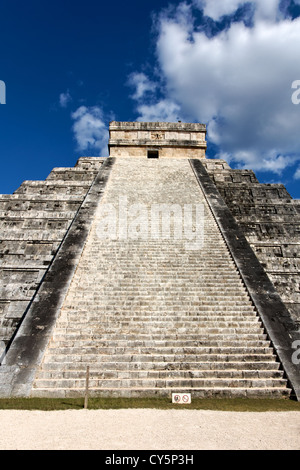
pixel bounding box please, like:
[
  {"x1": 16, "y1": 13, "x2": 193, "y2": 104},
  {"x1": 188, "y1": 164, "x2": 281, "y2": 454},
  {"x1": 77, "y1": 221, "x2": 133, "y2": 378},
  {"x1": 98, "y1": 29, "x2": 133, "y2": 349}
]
[{"x1": 31, "y1": 158, "x2": 290, "y2": 398}]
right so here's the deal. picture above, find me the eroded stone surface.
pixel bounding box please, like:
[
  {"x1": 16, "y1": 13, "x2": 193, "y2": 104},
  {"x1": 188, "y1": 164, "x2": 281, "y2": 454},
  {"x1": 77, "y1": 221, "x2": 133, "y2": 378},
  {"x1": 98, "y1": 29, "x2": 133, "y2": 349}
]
[
  {"x1": 202, "y1": 159, "x2": 300, "y2": 327},
  {"x1": 0, "y1": 121, "x2": 299, "y2": 399},
  {"x1": 0, "y1": 157, "x2": 105, "y2": 354},
  {"x1": 31, "y1": 158, "x2": 291, "y2": 398},
  {"x1": 109, "y1": 121, "x2": 207, "y2": 158}
]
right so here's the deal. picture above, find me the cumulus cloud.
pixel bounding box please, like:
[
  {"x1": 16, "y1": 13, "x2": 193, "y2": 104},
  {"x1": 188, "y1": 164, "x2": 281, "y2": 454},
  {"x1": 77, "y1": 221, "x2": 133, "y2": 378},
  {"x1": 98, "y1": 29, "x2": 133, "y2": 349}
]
[
  {"x1": 71, "y1": 106, "x2": 109, "y2": 156},
  {"x1": 128, "y1": 72, "x2": 157, "y2": 100},
  {"x1": 294, "y1": 166, "x2": 300, "y2": 179},
  {"x1": 130, "y1": 1, "x2": 300, "y2": 173},
  {"x1": 59, "y1": 90, "x2": 72, "y2": 108},
  {"x1": 194, "y1": 0, "x2": 281, "y2": 22},
  {"x1": 128, "y1": 69, "x2": 183, "y2": 122},
  {"x1": 136, "y1": 99, "x2": 181, "y2": 122},
  {"x1": 127, "y1": 71, "x2": 182, "y2": 122},
  {"x1": 193, "y1": 0, "x2": 244, "y2": 20}
]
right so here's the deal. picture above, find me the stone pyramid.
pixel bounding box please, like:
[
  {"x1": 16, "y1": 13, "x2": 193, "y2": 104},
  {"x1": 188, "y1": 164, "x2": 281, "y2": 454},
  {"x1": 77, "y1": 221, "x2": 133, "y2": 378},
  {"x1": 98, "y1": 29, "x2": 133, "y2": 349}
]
[{"x1": 0, "y1": 122, "x2": 299, "y2": 400}]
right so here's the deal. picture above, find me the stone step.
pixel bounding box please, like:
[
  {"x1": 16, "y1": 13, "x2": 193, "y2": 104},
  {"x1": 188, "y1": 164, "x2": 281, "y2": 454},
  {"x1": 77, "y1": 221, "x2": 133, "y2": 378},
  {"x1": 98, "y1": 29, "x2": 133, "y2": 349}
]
[
  {"x1": 63, "y1": 285, "x2": 249, "y2": 293},
  {"x1": 65, "y1": 286, "x2": 250, "y2": 293},
  {"x1": 62, "y1": 305, "x2": 256, "y2": 313},
  {"x1": 52, "y1": 326, "x2": 264, "y2": 336},
  {"x1": 61, "y1": 309, "x2": 258, "y2": 316},
  {"x1": 60, "y1": 313, "x2": 259, "y2": 322},
  {"x1": 54, "y1": 320, "x2": 262, "y2": 329},
  {"x1": 73, "y1": 273, "x2": 244, "y2": 279},
  {"x1": 78, "y1": 292, "x2": 252, "y2": 299},
  {"x1": 35, "y1": 368, "x2": 284, "y2": 380},
  {"x1": 33, "y1": 377, "x2": 288, "y2": 390},
  {"x1": 88, "y1": 263, "x2": 239, "y2": 269},
  {"x1": 68, "y1": 277, "x2": 246, "y2": 284},
  {"x1": 42, "y1": 352, "x2": 278, "y2": 364},
  {"x1": 78, "y1": 256, "x2": 241, "y2": 262},
  {"x1": 88, "y1": 251, "x2": 234, "y2": 255},
  {"x1": 48, "y1": 339, "x2": 270, "y2": 348},
  {"x1": 76, "y1": 266, "x2": 242, "y2": 272},
  {"x1": 31, "y1": 387, "x2": 291, "y2": 399},
  {"x1": 0, "y1": 210, "x2": 78, "y2": 220},
  {"x1": 55, "y1": 303, "x2": 257, "y2": 312},
  {"x1": 51, "y1": 332, "x2": 269, "y2": 342},
  {"x1": 63, "y1": 297, "x2": 252, "y2": 305},
  {"x1": 44, "y1": 346, "x2": 274, "y2": 356},
  {"x1": 93, "y1": 253, "x2": 233, "y2": 259},
  {"x1": 96, "y1": 256, "x2": 234, "y2": 261},
  {"x1": 56, "y1": 308, "x2": 260, "y2": 317},
  {"x1": 87, "y1": 263, "x2": 239, "y2": 268},
  {"x1": 39, "y1": 360, "x2": 282, "y2": 372},
  {"x1": 119, "y1": 259, "x2": 236, "y2": 264}
]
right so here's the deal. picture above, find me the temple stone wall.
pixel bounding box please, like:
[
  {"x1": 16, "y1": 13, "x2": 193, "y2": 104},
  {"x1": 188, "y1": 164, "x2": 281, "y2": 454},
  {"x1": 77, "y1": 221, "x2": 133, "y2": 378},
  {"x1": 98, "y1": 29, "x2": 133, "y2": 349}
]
[
  {"x1": 0, "y1": 157, "x2": 104, "y2": 357},
  {"x1": 109, "y1": 146, "x2": 206, "y2": 159},
  {"x1": 109, "y1": 121, "x2": 207, "y2": 158},
  {"x1": 203, "y1": 159, "x2": 300, "y2": 327}
]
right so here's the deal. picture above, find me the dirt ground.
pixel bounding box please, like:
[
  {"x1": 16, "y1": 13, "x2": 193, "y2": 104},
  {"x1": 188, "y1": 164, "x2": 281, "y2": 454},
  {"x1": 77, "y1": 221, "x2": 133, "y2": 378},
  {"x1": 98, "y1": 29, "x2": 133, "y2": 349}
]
[{"x1": 0, "y1": 409, "x2": 299, "y2": 450}]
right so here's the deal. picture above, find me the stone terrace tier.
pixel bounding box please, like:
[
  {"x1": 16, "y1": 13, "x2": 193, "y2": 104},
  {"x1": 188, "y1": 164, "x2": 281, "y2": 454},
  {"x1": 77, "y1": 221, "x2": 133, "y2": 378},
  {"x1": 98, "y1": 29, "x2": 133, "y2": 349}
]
[
  {"x1": 0, "y1": 157, "x2": 105, "y2": 359},
  {"x1": 202, "y1": 159, "x2": 300, "y2": 328}
]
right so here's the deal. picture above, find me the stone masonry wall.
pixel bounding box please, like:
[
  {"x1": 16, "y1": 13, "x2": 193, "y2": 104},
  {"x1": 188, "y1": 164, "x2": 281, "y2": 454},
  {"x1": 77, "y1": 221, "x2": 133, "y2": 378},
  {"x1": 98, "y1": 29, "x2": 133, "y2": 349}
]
[
  {"x1": 109, "y1": 121, "x2": 207, "y2": 158},
  {"x1": 203, "y1": 159, "x2": 300, "y2": 328},
  {"x1": 0, "y1": 157, "x2": 104, "y2": 358}
]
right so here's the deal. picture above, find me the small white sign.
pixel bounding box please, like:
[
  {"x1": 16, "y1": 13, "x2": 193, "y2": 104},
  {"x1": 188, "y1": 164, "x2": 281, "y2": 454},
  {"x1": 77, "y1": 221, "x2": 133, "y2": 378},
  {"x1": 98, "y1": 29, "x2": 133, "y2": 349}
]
[{"x1": 172, "y1": 393, "x2": 191, "y2": 404}]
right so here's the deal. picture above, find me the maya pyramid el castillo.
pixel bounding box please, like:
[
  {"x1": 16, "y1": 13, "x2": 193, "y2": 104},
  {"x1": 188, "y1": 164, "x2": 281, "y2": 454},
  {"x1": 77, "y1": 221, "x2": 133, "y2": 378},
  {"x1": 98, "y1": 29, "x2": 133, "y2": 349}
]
[{"x1": 0, "y1": 120, "x2": 299, "y2": 400}]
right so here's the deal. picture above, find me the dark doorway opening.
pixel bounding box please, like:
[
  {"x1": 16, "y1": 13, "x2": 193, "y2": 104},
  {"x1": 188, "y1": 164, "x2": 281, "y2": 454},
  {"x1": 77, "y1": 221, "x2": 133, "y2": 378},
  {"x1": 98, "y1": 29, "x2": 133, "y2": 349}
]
[{"x1": 148, "y1": 150, "x2": 159, "y2": 159}]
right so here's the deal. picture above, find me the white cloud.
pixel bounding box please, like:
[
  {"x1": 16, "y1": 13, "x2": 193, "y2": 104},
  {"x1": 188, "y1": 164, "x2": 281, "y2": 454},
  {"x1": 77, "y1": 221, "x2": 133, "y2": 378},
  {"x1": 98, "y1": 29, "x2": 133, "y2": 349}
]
[
  {"x1": 193, "y1": 0, "x2": 281, "y2": 22},
  {"x1": 221, "y1": 150, "x2": 299, "y2": 174},
  {"x1": 71, "y1": 106, "x2": 109, "y2": 156},
  {"x1": 136, "y1": 99, "x2": 181, "y2": 122},
  {"x1": 59, "y1": 90, "x2": 72, "y2": 108},
  {"x1": 294, "y1": 166, "x2": 300, "y2": 179},
  {"x1": 193, "y1": 0, "x2": 244, "y2": 20},
  {"x1": 129, "y1": 1, "x2": 300, "y2": 173},
  {"x1": 253, "y1": 0, "x2": 281, "y2": 21},
  {"x1": 128, "y1": 72, "x2": 157, "y2": 100},
  {"x1": 128, "y1": 70, "x2": 181, "y2": 122}
]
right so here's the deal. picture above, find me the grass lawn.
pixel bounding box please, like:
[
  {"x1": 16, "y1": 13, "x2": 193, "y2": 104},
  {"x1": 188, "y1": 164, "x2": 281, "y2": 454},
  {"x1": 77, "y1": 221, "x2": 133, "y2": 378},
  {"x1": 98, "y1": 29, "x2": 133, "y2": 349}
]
[{"x1": 0, "y1": 396, "x2": 299, "y2": 411}]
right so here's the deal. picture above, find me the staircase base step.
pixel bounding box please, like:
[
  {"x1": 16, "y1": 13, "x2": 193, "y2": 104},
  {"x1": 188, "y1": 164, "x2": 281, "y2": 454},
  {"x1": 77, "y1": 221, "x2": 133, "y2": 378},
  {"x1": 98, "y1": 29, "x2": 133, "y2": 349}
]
[{"x1": 31, "y1": 387, "x2": 292, "y2": 399}]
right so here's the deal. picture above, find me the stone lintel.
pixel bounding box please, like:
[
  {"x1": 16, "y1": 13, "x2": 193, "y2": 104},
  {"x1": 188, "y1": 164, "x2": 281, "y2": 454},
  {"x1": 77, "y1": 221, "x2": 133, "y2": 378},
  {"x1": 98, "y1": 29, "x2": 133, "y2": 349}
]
[
  {"x1": 109, "y1": 140, "x2": 207, "y2": 149},
  {"x1": 109, "y1": 121, "x2": 207, "y2": 132}
]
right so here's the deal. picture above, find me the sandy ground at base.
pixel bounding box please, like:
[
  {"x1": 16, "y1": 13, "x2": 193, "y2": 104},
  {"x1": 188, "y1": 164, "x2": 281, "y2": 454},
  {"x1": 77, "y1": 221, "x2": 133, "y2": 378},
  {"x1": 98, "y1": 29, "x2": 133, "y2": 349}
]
[{"x1": 0, "y1": 409, "x2": 299, "y2": 450}]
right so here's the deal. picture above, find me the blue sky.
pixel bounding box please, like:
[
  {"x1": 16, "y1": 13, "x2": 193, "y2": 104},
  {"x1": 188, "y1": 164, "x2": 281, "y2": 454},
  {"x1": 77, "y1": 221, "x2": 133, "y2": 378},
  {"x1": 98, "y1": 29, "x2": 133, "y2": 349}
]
[{"x1": 1, "y1": 0, "x2": 300, "y2": 198}]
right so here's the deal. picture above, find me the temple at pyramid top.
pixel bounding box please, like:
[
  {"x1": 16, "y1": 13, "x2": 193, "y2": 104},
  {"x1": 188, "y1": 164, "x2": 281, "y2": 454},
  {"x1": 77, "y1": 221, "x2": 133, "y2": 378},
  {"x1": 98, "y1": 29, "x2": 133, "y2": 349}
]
[{"x1": 108, "y1": 121, "x2": 207, "y2": 159}]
